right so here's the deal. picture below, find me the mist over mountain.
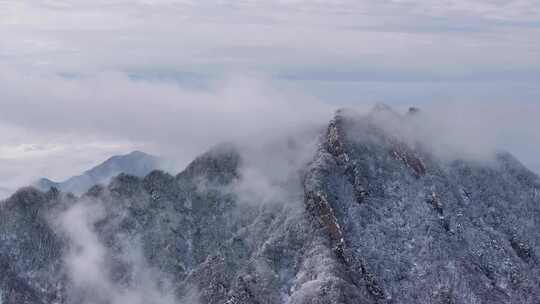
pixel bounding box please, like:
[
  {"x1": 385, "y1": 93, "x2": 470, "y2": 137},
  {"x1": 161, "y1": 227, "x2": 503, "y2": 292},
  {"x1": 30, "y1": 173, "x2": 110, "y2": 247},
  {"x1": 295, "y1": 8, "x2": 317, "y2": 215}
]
[
  {"x1": 1, "y1": 106, "x2": 539, "y2": 304},
  {"x1": 34, "y1": 151, "x2": 162, "y2": 195},
  {"x1": 0, "y1": 187, "x2": 11, "y2": 202},
  {"x1": 2, "y1": 1, "x2": 539, "y2": 303}
]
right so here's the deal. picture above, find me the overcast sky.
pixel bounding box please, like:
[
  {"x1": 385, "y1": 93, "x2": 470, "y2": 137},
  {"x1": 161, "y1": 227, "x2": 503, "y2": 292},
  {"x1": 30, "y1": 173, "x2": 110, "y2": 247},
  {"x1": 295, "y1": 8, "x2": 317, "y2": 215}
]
[{"x1": 1, "y1": 0, "x2": 539, "y2": 195}]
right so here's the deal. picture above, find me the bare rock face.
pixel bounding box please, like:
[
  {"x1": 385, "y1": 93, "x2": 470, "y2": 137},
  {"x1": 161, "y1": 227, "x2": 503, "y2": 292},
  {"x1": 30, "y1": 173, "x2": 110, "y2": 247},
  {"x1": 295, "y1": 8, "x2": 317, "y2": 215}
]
[{"x1": 1, "y1": 106, "x2": 540, "y2": 304}]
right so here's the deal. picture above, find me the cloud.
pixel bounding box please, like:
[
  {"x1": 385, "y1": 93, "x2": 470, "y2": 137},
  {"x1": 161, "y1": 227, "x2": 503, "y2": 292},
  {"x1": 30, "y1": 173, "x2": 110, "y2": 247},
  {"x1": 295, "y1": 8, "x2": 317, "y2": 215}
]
[
  {"x1": 1, "y1": 0, "x2": 539, "y2": 75},
  {"x1": 55, "y1": 197, "x2": 185, "y2": 304},
  {"x1": 0, "y1": 70, "x2": 332, "y2": 194},
  {"x1": 418, "y1": 101, "x2": 540, "y2": 172},
  {"x1": 354, "y1": 101, "x2": 540, "y2": 173},
  {"x1": 2, "y1": 0, "x2": 538, "y2": 109},
  {"x1": 232, "y1": 125, "x2": 323, "y2": 207},
  {"x1": 1, "y1": 0, "x2": 539, "y2": 194},
  {"x1": 57, "y1": 202, "x2": 108, "y2": 291},
  {"x1": 0, "y1": 70, "x2": 330, "y2": 148},
  {"x1": 0, "y1": 119, "x2": 135, "y2": 197}
]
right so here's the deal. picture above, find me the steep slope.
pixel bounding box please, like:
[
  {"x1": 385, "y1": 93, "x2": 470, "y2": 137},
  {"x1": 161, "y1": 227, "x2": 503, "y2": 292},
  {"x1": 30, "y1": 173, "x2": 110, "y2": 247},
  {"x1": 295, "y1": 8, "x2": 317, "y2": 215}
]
[
  {"x1": 35, "y1": 151, "x2": 161, "y2": 195},
  {"x1": 304, "y1": 107, "x2": 540, "y2": 303},
  {"x1": 1, "y1": 142, "x2": 356, "y2": 303},
  {"x1": 1, "y1": 106, "x2": 539, "y2": 304},
  {"x1": 0, "y1": 187, "x2": 71, "y2": 304}
]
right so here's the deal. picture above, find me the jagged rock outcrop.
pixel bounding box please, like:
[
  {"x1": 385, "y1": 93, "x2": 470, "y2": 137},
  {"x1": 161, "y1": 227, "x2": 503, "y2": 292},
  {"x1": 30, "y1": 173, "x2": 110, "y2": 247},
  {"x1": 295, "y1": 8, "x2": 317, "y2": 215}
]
[
  {"x1": 1, "y1": 106, "x2": 539, "y2": 304},
  {"x1": 304, "y1": 106, "x2": 540, "y2": 303}
]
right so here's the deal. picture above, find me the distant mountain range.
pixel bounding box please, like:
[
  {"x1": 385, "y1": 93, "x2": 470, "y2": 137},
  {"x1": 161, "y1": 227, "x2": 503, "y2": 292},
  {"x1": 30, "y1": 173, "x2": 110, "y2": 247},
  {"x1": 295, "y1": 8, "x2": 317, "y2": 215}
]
[{"x1": 34, "y1": 150, "x2": 161, "y2": 195}]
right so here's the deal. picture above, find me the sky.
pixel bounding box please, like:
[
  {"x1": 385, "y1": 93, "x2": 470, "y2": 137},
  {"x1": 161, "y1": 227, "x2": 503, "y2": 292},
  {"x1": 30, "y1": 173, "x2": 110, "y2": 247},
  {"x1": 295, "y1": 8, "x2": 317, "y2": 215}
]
[{"x1": 1, "y1": 0, "x2": 539, "y2": 195}]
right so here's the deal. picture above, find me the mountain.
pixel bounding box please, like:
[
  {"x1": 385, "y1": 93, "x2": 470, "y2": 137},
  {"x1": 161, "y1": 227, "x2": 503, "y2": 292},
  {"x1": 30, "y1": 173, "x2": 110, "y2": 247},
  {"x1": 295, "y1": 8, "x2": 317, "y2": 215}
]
[
  {"x1": 1, "y1": 106, "x2": 539, "y2": 304},
  {"x1": 34, "y1": 150, "x2": 162, "y2": 195}
]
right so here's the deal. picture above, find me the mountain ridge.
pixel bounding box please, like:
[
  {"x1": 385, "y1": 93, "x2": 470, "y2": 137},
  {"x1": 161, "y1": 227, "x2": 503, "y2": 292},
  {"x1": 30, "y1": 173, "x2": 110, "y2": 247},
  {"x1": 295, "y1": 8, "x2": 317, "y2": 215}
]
[
  {"x1": 1, "y1": 106, "x2": 539, "y2": 303},
  {"x1": 34, "y1": 150, "x2": 162, "y2": 195}
]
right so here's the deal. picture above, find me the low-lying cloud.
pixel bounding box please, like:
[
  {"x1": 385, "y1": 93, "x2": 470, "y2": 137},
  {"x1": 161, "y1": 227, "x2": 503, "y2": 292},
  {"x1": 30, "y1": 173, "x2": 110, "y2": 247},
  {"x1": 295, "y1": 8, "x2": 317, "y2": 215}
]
[
  {"x1": 55, "y1": 198, "x2": 187, "y2": 304},
  {"x1": 1, "y1": 0, "x2": 540, "y2": 195},
  {"x1": 0, "y1": 70, "x2": 333, "y2": 193},
  {"x1": 359, "y1": 101, "x2": 540, "y2": 172},
  {"x1": 419, "y1": 101, "x2": 540, "y2": 172},
  {"x1": 232, "y1": 126, "x2": 323, "y2": 207},
  {"x1": 2, "y1": 68, "x2": 540, "y2": 197},
  {"x1": 0, "y1": 71, "x2": 330, "y2": 151}
]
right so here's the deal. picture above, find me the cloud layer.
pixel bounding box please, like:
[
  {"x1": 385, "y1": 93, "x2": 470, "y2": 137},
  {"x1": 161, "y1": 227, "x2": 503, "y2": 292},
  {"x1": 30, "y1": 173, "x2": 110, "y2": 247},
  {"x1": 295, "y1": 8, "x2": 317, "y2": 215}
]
[
  {"x1": 0, "y1": 70, "x2": 332, "y2": 192},
  {"x1": 2, "y1": 0, "x2": 539, "y2": 76},
  {"x1": 1, "y1": 0, "x2": 539, "y2": 194}
]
